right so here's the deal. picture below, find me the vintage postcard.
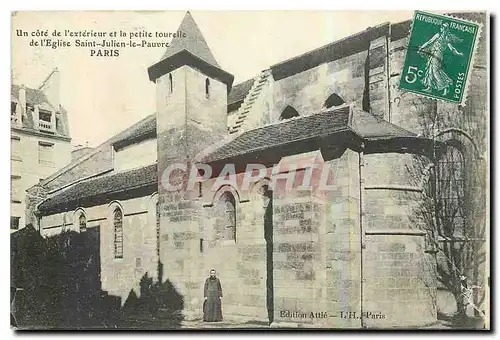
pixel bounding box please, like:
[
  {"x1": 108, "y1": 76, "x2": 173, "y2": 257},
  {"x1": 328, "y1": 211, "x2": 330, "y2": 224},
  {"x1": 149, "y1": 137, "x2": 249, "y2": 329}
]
[{"x1": 10, "y1": 10, "x2": 490, "y2": 330}]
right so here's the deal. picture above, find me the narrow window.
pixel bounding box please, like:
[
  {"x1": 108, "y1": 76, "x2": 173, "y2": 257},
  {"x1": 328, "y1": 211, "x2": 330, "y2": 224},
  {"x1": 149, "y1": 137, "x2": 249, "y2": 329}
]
[
  {"x1": 79, "y1": 213, "x2": 87, "y2": 233},
  {"x1": 169, "y1": 73, "x2": 173, "y2": 93},
  {"x1": 217, "y1": 192, "x2": 236, "y2": 241},
  {"x1": 113, "y1": 208, "x2": 123, "y2": 259},
  {"x1": 437, "y1": 144, "x2": 466, "y2": 238},
  {"x1": 205, "y1": 78, "x2": 210, "y2": 99},
  {"x1": 156, "y1": 202, "x2": 160, "y2": 257}
]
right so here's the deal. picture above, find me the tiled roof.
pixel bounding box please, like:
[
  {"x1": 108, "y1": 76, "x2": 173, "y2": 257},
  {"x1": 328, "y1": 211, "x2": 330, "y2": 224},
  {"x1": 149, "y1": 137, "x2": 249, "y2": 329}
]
[
  {"x1": 228, "y1": 78, "x2": 254, "y2": 106},
  {"x1": 160, "y1": 12, "x2": 220, "y2": 69},
  {"x1": 199, "y1": 106, "x2": 417, "y2": 163},
  {"x1": 270, "y1": 23, "x2": 390, "y2": 81},
  {"x1": 11, "y1": 84, "x2": 53, "y2": 109},
  {"x1": 38, "y1": 164, "x2": 157, "y2": 213},
  {"x1": 112, "y1": 114, "x2": 157, "y2": 149},
  {"x1": 351, "y1": 109, "x2": 416, "y2": 139},
  {"x1": 200, "y1": 106, "x2": 351, "y2": 163}
]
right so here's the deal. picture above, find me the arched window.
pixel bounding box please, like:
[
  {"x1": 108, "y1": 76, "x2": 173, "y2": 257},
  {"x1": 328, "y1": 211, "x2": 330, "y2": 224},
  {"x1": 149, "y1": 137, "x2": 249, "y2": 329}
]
[
  {"x1": 205, "y1": 78, "x2": 210, "y2": 99},
  {"x1": 79, "y1": 213, "x2": 87, "y2": 233},
  {"x1": 217, "y1": 192, "x2": 236, "y2": 241},
  {"x1": 169, "y1": 73, "x2": 173, "y2": 93},
  {"x1": 436, "y1": 144, "x2": 466, "y2": 237},
  {"x1": 113, "y1": 208, "x2": 124, "y2": 259},
  {"x1": 280, "y1": 106, "x2": 300, "y2": 120},
  {"x1": 324, "y1": 93, "x2": 346, "y2": 109}
]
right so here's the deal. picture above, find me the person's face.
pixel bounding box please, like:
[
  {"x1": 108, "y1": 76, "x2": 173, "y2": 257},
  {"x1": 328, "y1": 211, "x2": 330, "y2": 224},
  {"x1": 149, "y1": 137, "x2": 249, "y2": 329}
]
[{"x1": 210, "y1": 270, "x2": 216, "y2": 278}]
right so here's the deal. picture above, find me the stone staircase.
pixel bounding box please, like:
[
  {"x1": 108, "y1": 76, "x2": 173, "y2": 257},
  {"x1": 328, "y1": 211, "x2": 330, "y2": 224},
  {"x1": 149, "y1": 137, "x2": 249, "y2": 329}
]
[{"x1": 229, "y1": 70, "x2": 272, "y2": 135}]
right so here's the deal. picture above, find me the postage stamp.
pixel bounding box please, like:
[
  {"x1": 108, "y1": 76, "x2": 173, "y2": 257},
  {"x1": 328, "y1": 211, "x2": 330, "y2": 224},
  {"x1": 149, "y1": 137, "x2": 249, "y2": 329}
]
[{"x1": 399, "y1": 10, "x2": 481, "y2": 104}]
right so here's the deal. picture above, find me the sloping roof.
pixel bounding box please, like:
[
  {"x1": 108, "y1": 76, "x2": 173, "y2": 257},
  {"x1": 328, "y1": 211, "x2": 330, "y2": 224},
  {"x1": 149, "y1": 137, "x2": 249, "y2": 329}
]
[
  {"x1": 160, "y1": 11, "x2": 220, "y2": 69},
  {"x1": 112, "y1": 114, "x2": 157, "y2": 149},
  {"x1": 38, "y1": 164, "x2": 157, "y2": 213},
  {"x1": 199, "y1": 106, "x2": 417, "y2": 163},
  {"x1": 270, "y1": 23, "x2": 390, "y2": 81},
  {"x1": 11, "y1": 84, "x2": 53, "y2": 109},
  {"x1": 228, "y1": 78, "x2": 254, "y2": 105},
  {"x1": 200, "y1": 106, "x2": 351, "y2": 163},
  {"x1": 351, "y1": 109, "x2": 416, "y2": 140}
]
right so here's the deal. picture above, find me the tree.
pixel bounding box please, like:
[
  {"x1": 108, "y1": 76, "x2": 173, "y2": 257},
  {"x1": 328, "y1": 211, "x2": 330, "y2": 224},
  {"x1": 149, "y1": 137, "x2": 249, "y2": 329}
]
[{"x1": 402, "y1": 95, "x2": 487, "y2": 325}]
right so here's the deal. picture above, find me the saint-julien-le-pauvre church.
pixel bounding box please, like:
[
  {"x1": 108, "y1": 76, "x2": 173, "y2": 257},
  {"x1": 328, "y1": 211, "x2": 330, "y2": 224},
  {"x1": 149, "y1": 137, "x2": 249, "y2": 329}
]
[{"x1": 25, "y1": 12, "x2": 487, "y2": 328}]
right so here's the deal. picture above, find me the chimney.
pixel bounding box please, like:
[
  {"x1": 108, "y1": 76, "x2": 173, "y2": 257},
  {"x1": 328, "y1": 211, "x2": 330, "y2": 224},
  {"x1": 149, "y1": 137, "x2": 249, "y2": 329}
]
[
  {"x1": 18, "y1": 84, "x2": 26, "y2": 114},
  {"x1": 39, "y1": 68, "x2": 60, "y2": 110}
]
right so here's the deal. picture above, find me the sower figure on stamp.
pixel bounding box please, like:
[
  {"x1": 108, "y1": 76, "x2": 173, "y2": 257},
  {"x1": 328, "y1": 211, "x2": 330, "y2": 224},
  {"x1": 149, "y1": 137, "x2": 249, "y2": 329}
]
[
  {"x1": 418, "y1": 22, "x2": 464, "y2": 96},
  {"x1": 203, "y1": 269, "x2": 223, "y2": 322}
]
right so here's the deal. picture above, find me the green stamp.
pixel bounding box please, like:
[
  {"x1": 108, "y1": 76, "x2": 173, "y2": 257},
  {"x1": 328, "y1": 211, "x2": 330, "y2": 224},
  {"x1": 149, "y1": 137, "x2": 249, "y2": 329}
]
[{"x1": 399, "y1": 11, "x2": 481, "y2": 104}]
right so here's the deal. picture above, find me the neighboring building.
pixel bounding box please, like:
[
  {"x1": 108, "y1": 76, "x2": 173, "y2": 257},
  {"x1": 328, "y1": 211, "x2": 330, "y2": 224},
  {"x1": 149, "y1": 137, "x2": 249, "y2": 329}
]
[
  {"x1": 11, "y1": 69, "x2": 72, "y2": 231},
  {"x1": 26, "y1": 12, "x2": 487, "y2": 328}
]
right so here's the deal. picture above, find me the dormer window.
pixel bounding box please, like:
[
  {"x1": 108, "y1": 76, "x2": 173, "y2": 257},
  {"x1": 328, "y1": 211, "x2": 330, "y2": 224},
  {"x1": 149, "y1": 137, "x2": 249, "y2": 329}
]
[
  {"x1": 205, "y1": 78, "x2": 210, "y2": 99},
  {"x1": 39, "y1": 109, "x2": 53, "y2": 132}
]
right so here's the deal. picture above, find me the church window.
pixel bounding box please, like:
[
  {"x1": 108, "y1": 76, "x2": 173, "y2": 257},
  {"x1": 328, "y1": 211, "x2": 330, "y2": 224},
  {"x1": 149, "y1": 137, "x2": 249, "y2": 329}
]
[
  {"x1": 324, "y1": 93, "x2": 346, "y2": 109},
  {"x1": 436, "y1": 144, "x2": 466, "y2": 238},
  {"x1": 205, "y1": 78, "x2": 210, "y2": 99},
  {"x1": 79, "y1": 212, "x2": 87, "y2": 233},
  {"x1": 113, "y1": 207, "x2": 124, "y2": 258},
  {"x1": 217, "y1": 192, "x2": 236, "y2": 241},
  {"x1": 280, "y1": 106, "x2": 300, "y2": 120}
]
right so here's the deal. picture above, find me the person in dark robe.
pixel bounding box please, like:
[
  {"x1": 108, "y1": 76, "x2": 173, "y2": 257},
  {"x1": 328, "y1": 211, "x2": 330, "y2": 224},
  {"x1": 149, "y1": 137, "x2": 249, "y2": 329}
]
[{"x1": 203, "y1": 269, "x2": 223, "y2": 322}]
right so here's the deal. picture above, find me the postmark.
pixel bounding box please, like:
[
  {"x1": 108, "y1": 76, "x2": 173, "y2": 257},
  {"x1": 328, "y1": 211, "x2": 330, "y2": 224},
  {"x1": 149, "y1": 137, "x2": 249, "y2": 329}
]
[{"x1": 399, "y1": 11, "x2": 482, "y2": 104}]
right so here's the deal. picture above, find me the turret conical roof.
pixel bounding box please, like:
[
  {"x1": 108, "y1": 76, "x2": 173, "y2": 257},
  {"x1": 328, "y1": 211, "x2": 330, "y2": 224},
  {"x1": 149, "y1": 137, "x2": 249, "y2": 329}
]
[{"x1": 159, "y1": 11, "x2": 220, "y2": 69}]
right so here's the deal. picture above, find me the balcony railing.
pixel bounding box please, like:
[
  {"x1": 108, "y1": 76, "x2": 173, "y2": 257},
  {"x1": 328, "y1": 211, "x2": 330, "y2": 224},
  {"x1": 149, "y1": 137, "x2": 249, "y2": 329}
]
[{"x1": 39, "y1": 121, "x2": 53, "y2": 132}]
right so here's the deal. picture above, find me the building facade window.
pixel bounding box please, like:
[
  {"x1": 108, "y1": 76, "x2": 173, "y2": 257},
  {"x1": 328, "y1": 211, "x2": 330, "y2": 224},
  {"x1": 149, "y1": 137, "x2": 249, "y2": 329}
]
[
  {"x1": 217, "y1": 192, "x2": 236, "y2": 241},
  {"x1": 39, "y1": 109, "x2": 53, "y2": 131},
  {"x1": 11, "y1": 175, "x2": 21, "y2": 203},
  {"x1": 169, "y1": 73, "x2": 173, "y2": 93},
  {"x1": 38, "y1": 141, "x2": 54, "y2": 166},
  {"x1": 324, "y1": 93, "x2": 346, "y2": 109},
  {"x1": 11, "y1": 217, "x2": 20, "y2": 230},
  {"x1": 205, "y1": 78, "x2": 210, "y2": 99},
  {"x1": 437, "y1": 144, "x2": 466, "y2": 237},
  {"x1": 11, "y1": 136, "x2": 20, "y2": 161},
  {"x1": 113, "y1": 208, "x2": 124, "y2": 258},
  {"x1": 79, "y1": 213, "x2": 87, "y2": 233},
  {"x1": 280, "y1": 106, "x2": 300, "y2": 120}
]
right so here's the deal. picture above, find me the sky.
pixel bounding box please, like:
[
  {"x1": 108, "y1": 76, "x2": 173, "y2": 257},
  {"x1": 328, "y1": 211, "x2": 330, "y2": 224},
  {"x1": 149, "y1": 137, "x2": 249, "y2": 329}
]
[{"x1": 11, "y1": 10, "x2": 417, "y2": 147}]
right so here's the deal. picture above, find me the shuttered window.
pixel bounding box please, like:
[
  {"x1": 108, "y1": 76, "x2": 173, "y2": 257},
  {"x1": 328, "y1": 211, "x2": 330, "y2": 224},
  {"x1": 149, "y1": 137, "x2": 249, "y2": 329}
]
[{"x1": 38, "y1": 141, "x2": 54, "y2": 166}]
